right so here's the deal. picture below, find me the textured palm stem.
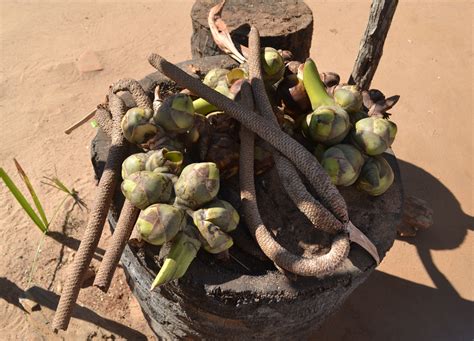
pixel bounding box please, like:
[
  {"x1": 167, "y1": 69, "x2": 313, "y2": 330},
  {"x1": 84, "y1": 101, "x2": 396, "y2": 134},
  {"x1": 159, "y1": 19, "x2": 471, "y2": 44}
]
[
  {"x1": 95, "y1": 106, "x2": 113, "y2": 137},
  {"x1": 52, "y1": 91, "x2": 127, "y2": 332},
  {"x1": 111, "y1": 78, "x2": 152, "y2": 109},
  {"x1": 148, "y1": 53, "x2": 348, "y2": 224},
  {"x1": 93, "y1": 200, "x2": 139, "y2": 291},
  {"x1": 238, "y1": 82, "x2": 349, "y2": 276},
  {"x1": 248, "y1": 27, "x2": 345, "y2": 234}
]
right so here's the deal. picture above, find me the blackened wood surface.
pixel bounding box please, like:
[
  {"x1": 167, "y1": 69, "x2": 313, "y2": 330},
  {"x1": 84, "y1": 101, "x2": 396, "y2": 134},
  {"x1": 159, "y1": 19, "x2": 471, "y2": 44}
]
[
  {"x1": 91, "y1": 55, "x2": 402, "y2": 340},
  {"x1": 191, "y1": 0, "x2": 314, "y2": 62}
]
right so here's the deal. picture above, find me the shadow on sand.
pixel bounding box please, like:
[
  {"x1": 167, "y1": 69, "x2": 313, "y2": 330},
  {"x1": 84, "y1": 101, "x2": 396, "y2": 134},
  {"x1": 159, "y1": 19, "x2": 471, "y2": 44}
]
[
  {"x1": 313, "y1": 159, "x2": 474, "y2": 340},
  {"x1": 0, "y1": 277, "x2": 147, "y2": 340}
]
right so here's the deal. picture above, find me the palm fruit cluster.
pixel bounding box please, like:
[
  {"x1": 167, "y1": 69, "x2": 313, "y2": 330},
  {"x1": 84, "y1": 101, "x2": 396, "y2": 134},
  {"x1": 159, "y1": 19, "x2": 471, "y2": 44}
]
[
  {"x1": 273, "y1": 57, "x2": 399, "y2": 196},
  {"x1": 120, "y1": 152, "x2": 239, "y2": 289}
]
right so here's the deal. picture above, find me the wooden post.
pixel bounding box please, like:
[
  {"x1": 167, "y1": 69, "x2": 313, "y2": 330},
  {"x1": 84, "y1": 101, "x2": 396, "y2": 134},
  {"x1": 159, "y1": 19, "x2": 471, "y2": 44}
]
[{"x1": 349, "y1": 0, "x2": 399, "y2": 89}]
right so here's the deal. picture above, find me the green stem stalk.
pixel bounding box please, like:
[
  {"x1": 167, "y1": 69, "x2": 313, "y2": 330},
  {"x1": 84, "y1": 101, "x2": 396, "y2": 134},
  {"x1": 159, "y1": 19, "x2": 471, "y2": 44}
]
[{"x1": 303, "y1": 58, "x2": 335, "y2": 110}]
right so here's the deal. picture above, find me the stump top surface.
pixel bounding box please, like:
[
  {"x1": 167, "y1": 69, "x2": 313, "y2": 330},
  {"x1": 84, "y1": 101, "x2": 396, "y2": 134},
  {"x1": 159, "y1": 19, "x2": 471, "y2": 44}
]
[
  {"x1": 192, "y1": 0, "x2": 313, "y2": 36},
  {"x1": 94, "y1": 55, "x2": 402, "y2": 303}
]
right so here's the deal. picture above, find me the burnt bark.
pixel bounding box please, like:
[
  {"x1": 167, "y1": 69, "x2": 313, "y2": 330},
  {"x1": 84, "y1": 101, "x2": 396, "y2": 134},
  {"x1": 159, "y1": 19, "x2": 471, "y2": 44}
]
[
  {"x1": 349, "y1": 0, "x2": 399, "y2": 89},
  {"x1": 191, "y1": 0, "x2": 314, "y2": 62}
]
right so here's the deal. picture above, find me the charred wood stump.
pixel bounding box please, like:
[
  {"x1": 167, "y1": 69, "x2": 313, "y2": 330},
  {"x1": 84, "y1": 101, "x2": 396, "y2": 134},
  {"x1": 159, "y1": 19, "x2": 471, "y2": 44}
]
[
  {"x1": 91, "y1": 55, "x2": 403, "y2": 340},
  {"x1": 191, "y1": 0, "x2": 314, "y2": 62}
]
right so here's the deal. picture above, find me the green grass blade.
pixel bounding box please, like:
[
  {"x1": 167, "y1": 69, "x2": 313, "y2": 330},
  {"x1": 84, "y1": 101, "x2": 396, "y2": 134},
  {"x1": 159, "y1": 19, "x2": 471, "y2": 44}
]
[
  {"x1": 14, "y1": 159, "x2": 49, "y2": 228},
  {"x1": 0, "y1": 167, "x2": 47, "y2": 233}
]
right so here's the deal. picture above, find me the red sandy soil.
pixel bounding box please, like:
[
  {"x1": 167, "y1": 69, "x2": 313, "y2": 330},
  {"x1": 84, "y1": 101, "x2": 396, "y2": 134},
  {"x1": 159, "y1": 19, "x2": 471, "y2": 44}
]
[{"x1": 0, "y1": 1, "x2": 472, "y2": 340}]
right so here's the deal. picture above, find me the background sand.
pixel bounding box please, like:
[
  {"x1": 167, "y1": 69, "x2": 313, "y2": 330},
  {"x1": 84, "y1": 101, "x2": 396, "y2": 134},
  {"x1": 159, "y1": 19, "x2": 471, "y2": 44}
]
[{"x1": 0, "y1": 1, "x2": 472, "y2": 340}]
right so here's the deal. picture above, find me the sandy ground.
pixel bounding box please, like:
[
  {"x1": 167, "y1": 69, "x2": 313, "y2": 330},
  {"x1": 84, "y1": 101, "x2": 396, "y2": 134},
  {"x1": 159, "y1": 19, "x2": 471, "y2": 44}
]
[{"x1": 0, "y1": 1, "x2": 472, "y2": 340}]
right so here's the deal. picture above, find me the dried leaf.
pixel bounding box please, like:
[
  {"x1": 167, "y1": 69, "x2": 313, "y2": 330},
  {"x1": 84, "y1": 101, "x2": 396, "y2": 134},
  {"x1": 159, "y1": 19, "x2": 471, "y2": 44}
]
[
  {"x1": 347, "y1": 221, "x2": 380, "y2": 264},
  {"x1": 208, "y1": 0, "x2": 246, "y2": 64}
]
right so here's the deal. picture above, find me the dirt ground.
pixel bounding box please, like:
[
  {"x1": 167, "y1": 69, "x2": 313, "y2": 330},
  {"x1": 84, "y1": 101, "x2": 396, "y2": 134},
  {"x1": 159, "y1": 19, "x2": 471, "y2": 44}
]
[{"x1": 0, "y1": 1, "x2": 472, "y2": 340}]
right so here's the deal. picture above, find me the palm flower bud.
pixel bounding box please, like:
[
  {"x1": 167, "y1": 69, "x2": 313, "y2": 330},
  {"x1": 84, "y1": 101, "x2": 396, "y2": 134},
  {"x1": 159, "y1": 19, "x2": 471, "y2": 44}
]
[
  {"x1": 302, "y1": 58, "x2": 351, "y2": 145},
  {"x1": 121, "y1": 153, "x2": 148, "y2": 179},
  {"x1": 193, "y1": 200, "x2": 239, "y2": 233},
  {"x1": 153, "y1": 93, "x2": 195, "y2": 133},
  {"x1": 203, "y1": 68, "x2": 229, "y2": 89},
  {"x1": 121, "y1": 107, "x2": 157, "y2": 144},
  {"x1": 334, "y1": 85, "x2": 363, "y2": 113},
  {"x1": 321, "y1": 144, "x2": 365, "y2": 186},
  {"x1": 356, "y1": 156, "x2": 394, "y2": 196},
  {"x1": 150, "y1": 225, "x2": 201, "y2": 289},
  {"x1": 199, "y1": 231, "x2": 233, "y2": 254},
  {"x1": 135, "y1": 204, "x2": 186, "y2": 245},
  {"x1": 277, "y1": 74, "x2": 311, "y2": 118},
  {"x1": 261, "y1": 47, "x2": 285, "y2": 85},
  {"x1": 121, "y1": 171, "x2": 173, "y2": 209},
  {"x1": 146, "y1": 148, "x2": 183, "y2": 175},
  {"x1": 174, "y1": 163, "x2": 220, "y2": 209},
  {"x1": 352, "y1": 117, "x2": 397, "y2": 155}
]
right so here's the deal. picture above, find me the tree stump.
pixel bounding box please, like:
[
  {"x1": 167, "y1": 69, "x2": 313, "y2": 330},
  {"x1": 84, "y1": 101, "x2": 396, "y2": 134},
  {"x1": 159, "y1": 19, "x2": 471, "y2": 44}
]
[
  {"x1": 191, "y1": 0, "x2": 314, "y2": 62},
  {"x1": 91, "y1": 55, "x2": 403, "y2": 340}
]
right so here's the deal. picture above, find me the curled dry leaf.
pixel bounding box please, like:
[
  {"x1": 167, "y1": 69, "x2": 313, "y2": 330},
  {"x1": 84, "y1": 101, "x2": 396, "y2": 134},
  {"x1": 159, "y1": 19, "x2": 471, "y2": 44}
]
[{"x1": 208, "y1": 0, "x2": 246, "y2": 64}]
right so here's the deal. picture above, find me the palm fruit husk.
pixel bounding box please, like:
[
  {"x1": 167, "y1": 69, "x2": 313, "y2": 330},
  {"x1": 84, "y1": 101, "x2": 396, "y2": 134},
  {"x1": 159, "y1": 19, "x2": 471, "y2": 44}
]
[
  {"x1": 321, "y1": 144, "x2": 365, "y2": 186},
  {"x1": 261, "y1": 47, "x2": 285, "y2": 85},
  {"x1": 193, "y1": 199, "x2": 239, "y2": 233},
  {"x1": 174, "y1": 162, "x2": 220, "y2": 210},
  {"x1": 135, "y1": 204, "x2": 186, "y2": 245},
  {"x1": 121, "y1": 153, "x2": 148, "y2": 179},
  {"x1": 121, "y1": 171, "x2": 174, "y2": 209},
  {"x1": 203, "y1": 68, "x2": 230, "y2": 88},
  {"x1": 121, "y1": 107, "x2": 158, "y2": 144},
  {"x1": 333, "y1": 85, "x2": 363, "y2": 114},
  {"x1": 276, "y1": 74, "x2": 311, "y2": 118},
  {"x1": 302, "y1": 58, "x2": 351, "y2": 146},
  {"x1": 150, "y1": 225, "x2": 201, "y2": 289},
  {"x1": 146, "y1": 148, "x2": 183, "y2": 175},
  {"x1": 356, "y1": 155, "x2": 394, "y2": 196},
  {"x1": 153, "y1": 93, "x2": 195, "y2": 133},
  {"x1": 352, "y1": 117, "x2": 397, "y2": 155}
]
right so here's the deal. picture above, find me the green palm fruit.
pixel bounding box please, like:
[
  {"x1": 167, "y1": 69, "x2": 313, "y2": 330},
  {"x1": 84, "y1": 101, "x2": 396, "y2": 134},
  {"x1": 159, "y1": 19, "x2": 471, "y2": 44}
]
[
  {"x1": 203, "y1": 68, "x2": 230, "y2": 88},
  {"x1": 193, "y1": 81, "x2": 232, "y2": 115},
  {"x1": 153, "y1": 93, "x2": 195, "y2": 133},
  {"x1": 195, "y1": 220, "x2": 233, "y2": 254},
  {"x1": 352, "y1": 117, "x2": 397, "y2": 155},
  {"x1": 349, "y1": 111, "x2": 368, "y2": 125},
  {"x1": 121, "y1": 153, "x2": 148, "y2": 179},
  {"x1": 356, "y1": 156, "x2": 394, "y2": 196},
  {"x1": 121, "y1": 171, "x2": 173, "y2": 209},
  {"x1": 321, "y1": 144, "x2": 365, "y2": 186},
  {"x1": 150, "y1": 225, "x2": 201, "y2": 289},
  {"x1": 226, "y1": 68, "x2": 247, "y2": 85},
  {"x1": 135, "y1": 204, "x2": 186, "y2": 245},
  {"x1": 261, "y1": 47, "x2": 285, "y2": 85},
  {"x1": 302, "y1": 59, "x2": 351, "y2": 145},
  {"x1": 121, "y1": 107, "x2": 158, "y2": 144},
  {"x1": 302, "y1": 106, "x2": 350, "y2": 145},
  {"x1": 146, "y1": 148, "x2": 183, "y2": 175},
  {"x1": 313, "y1": 144, "x2": 327, "y2": 162},
  {"x1": 193, "y1": 199, "x2": 239, "y2": 233},
  {"x1": 174, "y1": 163, "x2": 220, "y2": 210},
  {"x1": 333, "y1": 85, "x2": 363, "y2": 113},
  {"x1": 199, "y1": 232, "x2": 233, "y2": 254}
]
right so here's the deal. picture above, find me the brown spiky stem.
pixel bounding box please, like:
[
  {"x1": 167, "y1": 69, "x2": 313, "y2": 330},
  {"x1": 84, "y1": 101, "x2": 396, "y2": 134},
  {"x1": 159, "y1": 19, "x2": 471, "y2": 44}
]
[
  {"x1": 238, "y1": 82, "x2": 349, "y2": 276},
  {"x1": 52, "y1": 78, "x2": 151, "y2": 331},
  {"x1": 148, "y1": 54, "x2": 348, "y2": 224},
  {"x1": 93, "y1": 200, "x2": 139, "y2": 292},
  {"x1": 52, "y1": 89, "x2": 127, "y2": 332},
  {"x1": 95, "y1": 105, "x2": 113, "y2": 137},
  {"x1": 111, "y1": 78, "x2": 153, "y2": 109},
  {"x1": 248, "y1": 26, "x2": 345, "y2": 235}
]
